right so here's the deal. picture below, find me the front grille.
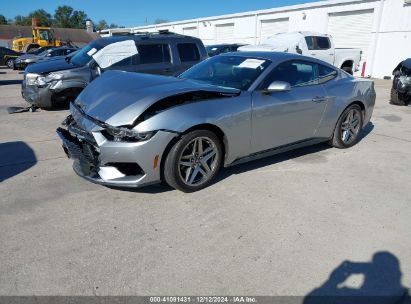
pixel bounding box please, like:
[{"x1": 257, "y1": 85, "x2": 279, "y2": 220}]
[
  {"x1": 57, "y1": 127, "x2": 99, "y2": 166},
  {"x1": 68, "y1": 122, "x2": 97, "y2": 146}
]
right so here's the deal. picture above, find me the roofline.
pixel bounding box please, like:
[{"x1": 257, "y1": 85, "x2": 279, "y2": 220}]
[{"x1": 131, "y1": 0, "x2": 378, "y2": 29}]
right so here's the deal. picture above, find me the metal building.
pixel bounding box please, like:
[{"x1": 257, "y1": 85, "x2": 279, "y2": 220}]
[{"x1": 122, "y1": 0, "x2": 411, "y2": 78}]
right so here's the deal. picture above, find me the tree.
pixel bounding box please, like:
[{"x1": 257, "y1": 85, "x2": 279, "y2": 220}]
[
  {"x1": 28, "y1": 9, "x2": 52, "y2": 26},
  {"x1": 14, "y1": 15, "x2": 31, "y2": 26},
  {"x1": 154, "y1": 18, "x2": 170, "y2": 24},
  {"x1": 53, "y1": 5, "x2": 73, "y2": 28},
  {"x1": 95, "y1": 19, "x2": 108, "y2": 31},
  {"x1": 0, "y1": 15, "x2": 8, "y2": 25},
  {"x1": 53, "y1": 5, "x2": 88, "y2": 28},
  {"x1": 70, "y1": 10, "x2": 88, "y2": 28}
]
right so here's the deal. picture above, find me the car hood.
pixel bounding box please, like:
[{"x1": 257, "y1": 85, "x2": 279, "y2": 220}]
[
  {"x1": 74, "y1": 70, "x2": 240, "y2": 127},
  {"x1": 16, "y1": 54, "x2": 39, "y2": 61},
  {"x1": 25, "y1": 58, "x2": 78, "y2": 74}
]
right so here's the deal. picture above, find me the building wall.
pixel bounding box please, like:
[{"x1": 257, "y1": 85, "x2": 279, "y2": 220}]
[{"x1": 128, "y1": 0, "x2": 411, "y2": 78}]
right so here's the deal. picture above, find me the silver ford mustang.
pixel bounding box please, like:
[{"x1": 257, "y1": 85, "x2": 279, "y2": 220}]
[{"x1": 57, "y1": 52, "x2": 375, "y2": 192}]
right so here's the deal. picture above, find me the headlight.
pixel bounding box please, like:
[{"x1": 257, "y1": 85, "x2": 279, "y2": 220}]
[
  {"x1": 45, "y1": 73, "x2": 63, "y2": 82},
  {"x1": 104, "y1": 126, "x2": 156, "y2": 142},
  {"x1": 25, "y1": 73, "x2": 63, "y2": 87},
  {"x1": 25, "y1": 73, "x2": 39, "y2": 86}
]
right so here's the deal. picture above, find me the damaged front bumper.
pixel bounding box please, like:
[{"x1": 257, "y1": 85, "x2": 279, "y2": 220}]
[
  {"x1": 56, "y1": 108, "x2": 178, "y2": 188},
  {"x1": 21, "y1": 79, "x2": 53, "y2": 108}
]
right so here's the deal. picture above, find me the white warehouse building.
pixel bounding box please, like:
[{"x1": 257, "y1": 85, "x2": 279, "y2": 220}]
[{"x1": 105, "y1": 0, "x2": 411, "y2": 78}]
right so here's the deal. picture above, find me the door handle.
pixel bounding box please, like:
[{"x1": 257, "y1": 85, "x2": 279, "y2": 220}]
[{"x1": 312, "y1": 96, "x2": 327, "y2": 103}]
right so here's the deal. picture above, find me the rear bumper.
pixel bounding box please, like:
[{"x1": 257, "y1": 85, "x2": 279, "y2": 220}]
[{"x1": 57, "y1": 125, "x2": 177, "y2": 188}]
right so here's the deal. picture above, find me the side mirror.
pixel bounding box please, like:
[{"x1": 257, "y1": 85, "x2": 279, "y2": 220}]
[{"x1": 262, "y1": 81, "x2": 291, "y2": 93}]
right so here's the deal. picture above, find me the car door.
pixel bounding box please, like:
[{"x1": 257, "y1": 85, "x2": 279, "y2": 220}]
[
  {"x1": 135, "y1": 43, "x2": 174, "y2": 76},
  {"x1": 251, "y1": 60, "x2": 328, "y2": 153},
  {"x1": 305, "y1": 36, "x2": 334, "y2": 65}
]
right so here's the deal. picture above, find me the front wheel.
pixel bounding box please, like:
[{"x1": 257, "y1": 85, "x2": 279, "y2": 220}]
[
  {"x1": 5, "y1": 59, "x2": 14, "y2": 69},
  {"x1": 163, "y1": 130, "x2": 223, "y2": 192},
  {"x1": 390, "y1": 88, "x2": 408, "y2": 106},
  {"x1": 330, "y1": 104, "x2": 363, "y2": 149}
]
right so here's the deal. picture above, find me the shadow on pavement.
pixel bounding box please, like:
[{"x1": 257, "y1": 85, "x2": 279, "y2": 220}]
[
  {"x1": 0, "y1": 141, "x2": 37, "y2": 182},
  {"x1": 304, "y1": 251, "x2": 410, "y2": 304},
  {"x1": 0, "y1": 79, "x2": 23, "y2": 86}
]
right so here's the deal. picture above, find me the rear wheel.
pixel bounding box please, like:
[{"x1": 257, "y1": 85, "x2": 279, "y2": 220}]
[
  {"x1": 163, "y1": 130, "x2": 223, "y2": 192},
  {"x1": 330, "y1": 104, "x2": 363, "y2": 149},
  {"x1": 5, "y1": 59, "x2": 14, "y2": 69}
]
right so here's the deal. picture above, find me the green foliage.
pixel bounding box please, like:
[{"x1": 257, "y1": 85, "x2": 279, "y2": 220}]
[
  {"x1": 53, "y1": 5, "x2": 88, "y2": 28},
  {"x1": 0, "y1": 14, "x2": 8, "y2": 25},
  {"x1": 14, "y1": 10, "x2": 52, "y2": 26},
  {"x1": 7, "y1": 6, "x2": 122, "y2": 29},
  {"x1": 95, "y1": 19, "x2": 108, "y2": 31}
]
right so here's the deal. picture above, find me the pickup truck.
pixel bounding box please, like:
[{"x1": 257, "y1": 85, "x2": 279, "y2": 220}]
[{"x1": 238, "y1": 31, "x2": 361, "y2": 74}]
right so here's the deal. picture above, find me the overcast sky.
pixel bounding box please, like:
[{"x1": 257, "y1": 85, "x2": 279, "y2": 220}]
[{"x1": 2, "y1": 0, "x2": 321, "y2": 27}]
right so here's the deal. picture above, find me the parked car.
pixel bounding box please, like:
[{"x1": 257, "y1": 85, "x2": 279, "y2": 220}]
[
  {"x1": 0, "y1": 47, "x2": 22, "y2": 68},
  {"x1": 239, "y1": 32, "x2": 362, "y2": 74},
  {"x1": 22, "y1": 31, "x2": 207, "y2": 109},
  {"x1": 2, "y1": 46, "x2": 54, "y2": 69},
  {"x1": 57, "y1": 52, "x2": 375, "y2": 192},
  {"x1": 13, "y1": 47, "x2": 78, "y2": 70},
  {"x1": 390, "y1": 58, "x2": 411, "y2": 106},
  {"x1": 206, "y1": 44, "x2": 246, "y2": 56}
]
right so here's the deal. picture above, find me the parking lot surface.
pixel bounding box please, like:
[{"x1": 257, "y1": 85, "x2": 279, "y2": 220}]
[{"x1": 0, "y1": 67, "x2": 410, "y2": 297}]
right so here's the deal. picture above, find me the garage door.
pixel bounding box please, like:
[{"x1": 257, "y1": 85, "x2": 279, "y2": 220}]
[
  {"x1": 327, "y1": 9, "x2": 374, "y2": 61},
  {"x1": 183, "y1": 27, "x2": 197, "y2": 37},
  {"x1": 260, "y1": 18, "x2": 289, "y2": 42},
  {"x1": 215, "y1": 23, "x2": 234, "y2": 43}
]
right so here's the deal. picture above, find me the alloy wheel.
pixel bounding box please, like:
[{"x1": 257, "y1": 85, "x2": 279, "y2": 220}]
[
  {"x1": 341, "y1": 108, "x2": 361, "y2": 144},
  {"x1": 178, "y1": 137, "x2": 219, "y2": 186}
]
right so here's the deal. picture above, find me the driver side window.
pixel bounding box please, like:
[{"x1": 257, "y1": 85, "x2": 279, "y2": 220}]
[{"x1": 260, "y1": 60, "x2": 319, "y2": 89}]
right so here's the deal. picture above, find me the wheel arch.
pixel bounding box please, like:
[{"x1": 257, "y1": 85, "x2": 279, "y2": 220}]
[
  {"x1": 159, "y1": 123, "x2": 227, "y2": 182},
  {"x1": 341, "y1": 60, "x2": 354, "y2": 69}
]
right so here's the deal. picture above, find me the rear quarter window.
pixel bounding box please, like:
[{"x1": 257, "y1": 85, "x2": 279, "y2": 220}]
[
  {"x1": 318, "y1": 64, "x2": 337, "y2": 84},
  {"x1": 177, "y1": 43, "x2": 200, "y2": 62}
]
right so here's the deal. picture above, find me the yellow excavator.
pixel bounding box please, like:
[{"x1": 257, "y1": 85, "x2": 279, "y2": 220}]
[{"x1": 12, "y1": 18, "x2": 63, "y2": 52}]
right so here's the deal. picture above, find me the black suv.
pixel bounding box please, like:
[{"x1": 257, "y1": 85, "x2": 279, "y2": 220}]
[{"x1": 22, "y1": 31, "x2": 207, "y2": 109}]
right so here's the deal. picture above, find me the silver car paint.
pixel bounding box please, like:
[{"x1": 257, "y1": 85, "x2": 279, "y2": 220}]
[{"x1": 61, "y1": 52, "x2": 375, "y2": 187}]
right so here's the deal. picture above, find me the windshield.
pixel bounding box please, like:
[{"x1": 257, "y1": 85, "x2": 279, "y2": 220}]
[
  {"x1": 38, "y1": 49, "x2": 51, "y2": 56},
  {"x1": 30, "y1": 47, "x2": 47, "y2": 55},
  {"x1": 71, "y1": 43, "x2": 102, "y2": 66},
  {"x1": 179, "y1": 55, "x2": 271, "y2": 90}
]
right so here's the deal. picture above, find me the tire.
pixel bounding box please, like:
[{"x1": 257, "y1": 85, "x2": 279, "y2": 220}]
[
  {"x1": 390, "y1": 87, "x2": 407, "y2": 106},
  {"x1": 163, "y1": 130, "x2": 223, "y2": 192},
  {"x1": 5, "y1": 59, "x2": 14, "y2": 69},
  {"x1": 342, "y1": 66, "x2": 353, "y2": 75},
  {"x1": 330, "y1": 104, "x2": 363, "y2": 149}
]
